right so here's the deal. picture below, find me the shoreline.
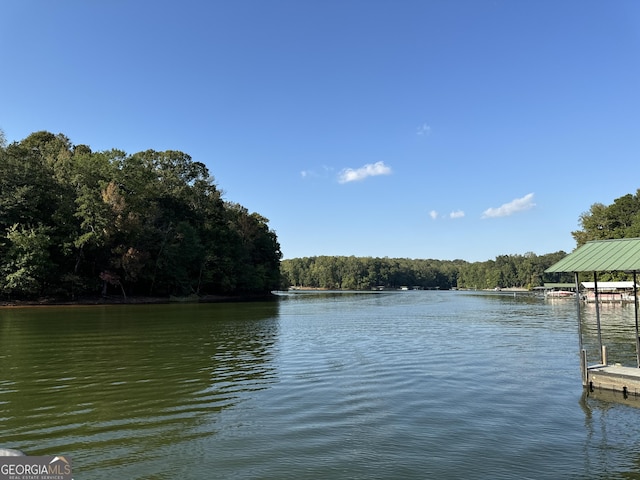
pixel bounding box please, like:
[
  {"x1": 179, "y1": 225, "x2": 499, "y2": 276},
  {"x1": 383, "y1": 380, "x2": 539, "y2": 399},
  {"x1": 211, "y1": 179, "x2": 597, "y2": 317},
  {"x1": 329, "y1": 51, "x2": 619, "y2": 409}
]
[{"x1": 0, "y1": 293, "x2": 276, "y2": 308}]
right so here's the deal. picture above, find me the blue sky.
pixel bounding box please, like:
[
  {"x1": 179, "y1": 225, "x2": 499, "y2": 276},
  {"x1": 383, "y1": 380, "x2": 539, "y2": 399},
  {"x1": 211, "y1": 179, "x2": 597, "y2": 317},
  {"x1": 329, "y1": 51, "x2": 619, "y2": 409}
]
[{"x1": 2, "y1": 1, "x2": 640, "y2": 262}]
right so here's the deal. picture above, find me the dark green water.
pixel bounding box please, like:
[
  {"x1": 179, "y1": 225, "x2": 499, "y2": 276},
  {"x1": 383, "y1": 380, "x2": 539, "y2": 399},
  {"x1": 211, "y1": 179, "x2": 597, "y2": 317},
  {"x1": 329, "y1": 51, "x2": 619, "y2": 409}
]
[{"x1": 1, "y1": 291, "x2": 639, "y2": 479}]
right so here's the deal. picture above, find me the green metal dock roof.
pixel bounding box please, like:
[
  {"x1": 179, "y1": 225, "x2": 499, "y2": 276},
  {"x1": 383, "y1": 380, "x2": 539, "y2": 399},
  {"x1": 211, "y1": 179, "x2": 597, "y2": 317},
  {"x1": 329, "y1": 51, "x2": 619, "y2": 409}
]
[{"x1": 545, "y1": 238, "x2": 640, "y2": 273}]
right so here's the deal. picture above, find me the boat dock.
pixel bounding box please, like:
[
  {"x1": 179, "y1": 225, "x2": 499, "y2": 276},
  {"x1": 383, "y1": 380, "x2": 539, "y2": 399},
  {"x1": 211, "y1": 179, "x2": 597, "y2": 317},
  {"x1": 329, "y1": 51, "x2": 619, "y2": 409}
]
[{"x1": 546, "y1": 238, "x2": 640, "y2": 400}]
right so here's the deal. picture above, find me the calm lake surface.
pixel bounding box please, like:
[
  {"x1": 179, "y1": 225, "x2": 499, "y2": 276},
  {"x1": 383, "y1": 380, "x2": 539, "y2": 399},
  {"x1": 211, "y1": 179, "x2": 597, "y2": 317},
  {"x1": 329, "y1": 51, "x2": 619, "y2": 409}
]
[{"x1": 1, "y1": 291, "x2": 640, "y2": 479}]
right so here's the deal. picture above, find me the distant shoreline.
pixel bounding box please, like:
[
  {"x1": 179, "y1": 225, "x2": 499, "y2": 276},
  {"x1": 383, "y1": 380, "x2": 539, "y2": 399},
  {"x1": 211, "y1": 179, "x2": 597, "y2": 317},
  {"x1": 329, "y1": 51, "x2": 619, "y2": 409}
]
[
  {"x1": 0, "y1": 294, "x2": 276, "y2": 308},
  {"x1": 0, "y1": 288, "x2": 534, "y2": 307}
]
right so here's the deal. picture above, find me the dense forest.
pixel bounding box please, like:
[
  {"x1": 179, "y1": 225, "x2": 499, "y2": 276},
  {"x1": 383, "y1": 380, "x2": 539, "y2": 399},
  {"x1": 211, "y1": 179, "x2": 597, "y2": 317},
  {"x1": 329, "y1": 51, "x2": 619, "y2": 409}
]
[
  {"x1": 280, "y1": 251, "x2": 572, "y2": 291},
  {"x1": 0, "y1": 131, "x2": 282, "y2": 300},
  {"x1": 281, "y1": 256, "x2": 464, "y2": 290}
]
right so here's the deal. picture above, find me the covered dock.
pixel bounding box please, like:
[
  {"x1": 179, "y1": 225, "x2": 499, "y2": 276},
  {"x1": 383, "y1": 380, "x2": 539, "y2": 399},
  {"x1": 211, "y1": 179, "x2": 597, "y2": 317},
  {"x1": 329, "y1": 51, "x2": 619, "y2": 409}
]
[
  {"x1": 546, "y1": 238, "x2": 640, "y2": 397},
  {"x1": 536, "y1": 282, "x2": 578, "y2": 298},
  {"x1": 581, "y1": 281, "x2": 637, "y2": 303}
]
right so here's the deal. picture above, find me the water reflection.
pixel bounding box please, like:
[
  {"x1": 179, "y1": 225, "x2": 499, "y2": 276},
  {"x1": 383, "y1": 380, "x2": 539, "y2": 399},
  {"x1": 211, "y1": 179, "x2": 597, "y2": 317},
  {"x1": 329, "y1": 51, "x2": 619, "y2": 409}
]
[
  {"x1": 0, "y1": 302, "x2": 279, "y2": 472},
  {"x1": 580, "y1": 303, "x2": 639, "y2": 366},
  {"x1": 580, "y1": 389, "x2": 640, "y2": 478}
]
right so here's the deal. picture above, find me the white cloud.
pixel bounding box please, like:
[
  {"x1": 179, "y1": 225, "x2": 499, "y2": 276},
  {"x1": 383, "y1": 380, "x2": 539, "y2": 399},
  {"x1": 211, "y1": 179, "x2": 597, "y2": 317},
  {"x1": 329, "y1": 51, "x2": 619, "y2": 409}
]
[
  {"x1": 429, "y1": 209, "x2": 464, "y2": 220},
  {"x1": 416, "y1": 123, "x2": 431, "y2": 136},
  {"x1": 338, "y1": 161, "x2": 392, "y2": 184},
  {"x1": 301, "y1": 165, "x2": 333, "y2": 179},
  {"x1": 482, "y1": 193, "x2": 535, "y2": 219}
]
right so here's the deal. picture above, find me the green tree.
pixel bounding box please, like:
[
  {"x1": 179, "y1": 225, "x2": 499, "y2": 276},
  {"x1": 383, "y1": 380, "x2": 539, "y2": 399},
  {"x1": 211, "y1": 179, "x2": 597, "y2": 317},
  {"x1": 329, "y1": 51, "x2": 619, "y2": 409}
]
[
  {"x1": 572, "y1": 190, "x2": 640, "y2": 246},
  {"x1": 224, "y1": 204, "x2": 282, "y2": 293},
  {"x1": 1, "y1": 224, "x2": 53, "y2": 297},
  {"x1": 0, "y1": 131, "x2": 282, "y2": 300}
]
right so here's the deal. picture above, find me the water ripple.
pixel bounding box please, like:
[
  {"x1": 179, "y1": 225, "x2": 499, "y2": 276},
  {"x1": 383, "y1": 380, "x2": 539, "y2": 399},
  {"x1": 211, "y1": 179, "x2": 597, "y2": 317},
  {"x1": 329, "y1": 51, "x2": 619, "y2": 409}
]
[{"x1": 0, "y1": 295, "x2": 639, "y2": 478}]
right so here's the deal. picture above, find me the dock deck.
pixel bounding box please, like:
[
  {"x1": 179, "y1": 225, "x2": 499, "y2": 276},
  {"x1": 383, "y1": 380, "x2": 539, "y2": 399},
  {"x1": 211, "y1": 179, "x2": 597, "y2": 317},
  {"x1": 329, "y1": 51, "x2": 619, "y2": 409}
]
[{"x1": 587, "y1": 364, "x2": 640, "y2": 397}]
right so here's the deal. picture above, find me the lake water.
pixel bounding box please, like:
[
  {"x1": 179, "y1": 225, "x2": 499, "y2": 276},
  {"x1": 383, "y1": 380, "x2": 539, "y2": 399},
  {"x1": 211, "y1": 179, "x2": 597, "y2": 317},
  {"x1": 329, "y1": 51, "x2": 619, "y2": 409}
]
[{"x1": 1, "y1": 291, "x2": 640, "y2": 479}]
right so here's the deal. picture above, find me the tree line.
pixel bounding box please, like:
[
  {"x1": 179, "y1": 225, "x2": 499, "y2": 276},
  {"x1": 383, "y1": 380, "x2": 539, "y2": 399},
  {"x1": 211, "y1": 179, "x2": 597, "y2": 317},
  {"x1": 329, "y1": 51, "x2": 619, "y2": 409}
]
[
  {"x1": 456, "y1": 251, "x2": 571, "y2": 289},
  {"x1": 282, "y1": 189, "x2": 640, "y2": 291},
  {"x1": 0, "y1": 131, "x2": 282, "y2": 300},
  {"x1": 280, "y1": 251, "x2": 572, "y2": 291},
  {"x1": 281, "y1": 256, "x2": 464, "y2": 290}
]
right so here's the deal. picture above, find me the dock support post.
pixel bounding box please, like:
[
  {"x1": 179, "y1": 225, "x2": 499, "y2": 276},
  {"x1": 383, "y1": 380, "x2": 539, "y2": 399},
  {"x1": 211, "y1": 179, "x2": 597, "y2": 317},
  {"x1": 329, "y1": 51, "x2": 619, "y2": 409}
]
[
  {"x1": 575, "y1": 272, "x2": 583, "y2": 352},
  {"x1": 581, "y1": 349, "x2": 588, "y2": 387},
  {"x1": 634, "y1": 271, "x2": 640, "y2": 368},
  {"x1": 594, "y1": 272, "x2": 604, "y2": 365}
]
